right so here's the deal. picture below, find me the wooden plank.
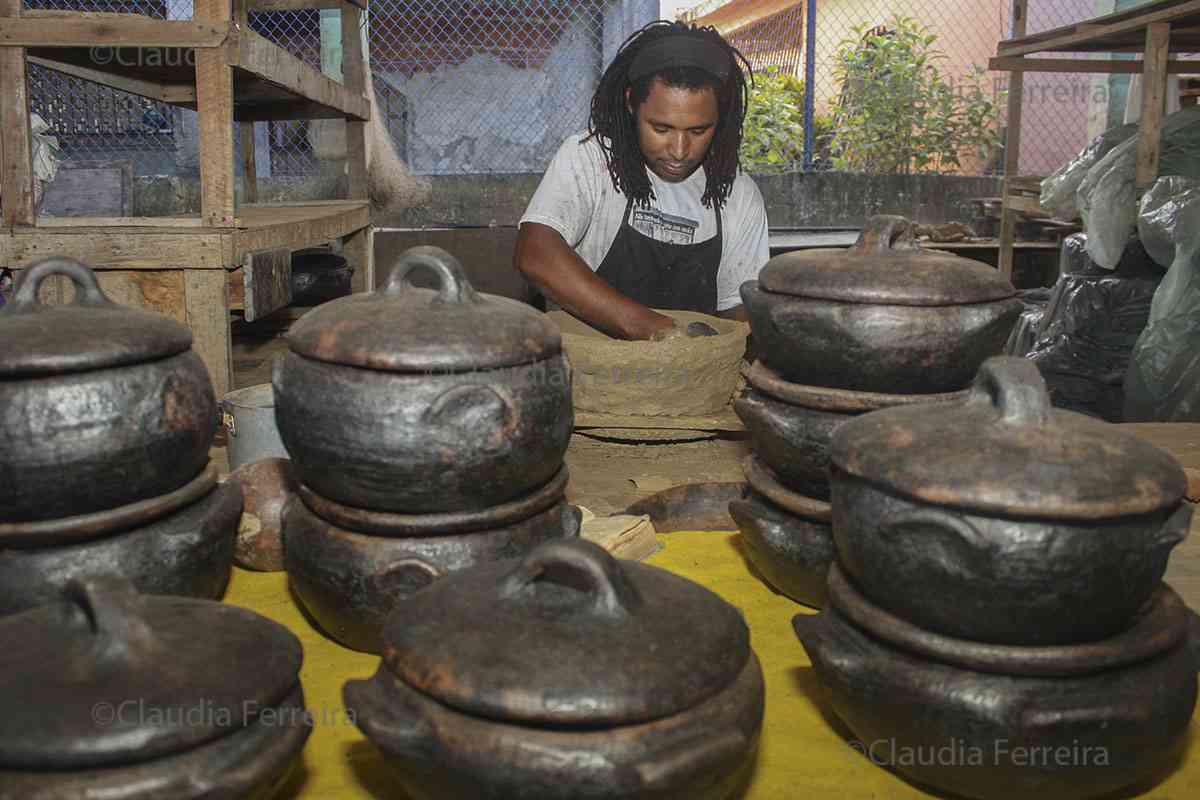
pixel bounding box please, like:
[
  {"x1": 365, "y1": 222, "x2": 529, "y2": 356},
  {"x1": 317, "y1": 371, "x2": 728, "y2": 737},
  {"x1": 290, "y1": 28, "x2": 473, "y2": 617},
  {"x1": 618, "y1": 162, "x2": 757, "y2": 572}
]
[
  {"x1": 0, "y1": 0, "x2": 33, "y2": 227},
  {"x1": 35, "y1": 215, "x2": 244, "y2": 228},
  {"x1": 249, "y1": 0, "x2": 366, "y2": 8},
  {"x1": 241, "y1": 199, "x2": 369, "y2": 208},
  {"x1": 0, "y1": 231, "x2": 228, "y2": 268},
  {"x1": 39, "y1": 160, "x2": 132, "y2": 218},
  {"x1": 997, "y1": 0, "x2": 1200, "y2": 57},
  {"x1": 233, "y1": 29, "x2": 369, "y2": 121},
  {"x1": 242, "y1": 247, "x2": 291, "y2": 321},
  {"x1": 1138, "y1": 23, "x2": 1172, "y2": 189},
  {"x1": 26, "y1": 54, "x2": 194, "y2": 104},
  {"x1": 342, "y1": 4, "x2": 368, "y2": 201},
  {"x1": 988, "y1": 56, "x2": 1200, "y2": 73},
  {"x1": 340, "y1": 224, "x2": 371, "y2": 294},
  {"x1": 233, "y1": 205, "x2": 369, "y2": 258},
  {"x1": 185, "y1": 268, "x2": 233, "y2": 401},
  {"x1": 240, "y1": 122, "x2": 258, "y2": 203},
  {"x1": 196, "y1": 0, "x2": 236, "y2": 227},
  {"x1": 0, "y1": 19, "x2": 228, "y2": 48},
  {"x1": 996, "y1": 0, "x2": 1197, "y2": 50},
  {"x1": 998, "y1": 0, "x2": 1028, "y2": 281}
]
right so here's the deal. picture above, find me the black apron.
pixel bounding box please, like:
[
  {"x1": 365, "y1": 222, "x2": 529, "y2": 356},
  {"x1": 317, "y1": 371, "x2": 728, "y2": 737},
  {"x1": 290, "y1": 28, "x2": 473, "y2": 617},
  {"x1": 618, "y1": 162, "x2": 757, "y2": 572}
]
[{"x1": 594, "y1": 196, "x2": 723, "y2": 314}]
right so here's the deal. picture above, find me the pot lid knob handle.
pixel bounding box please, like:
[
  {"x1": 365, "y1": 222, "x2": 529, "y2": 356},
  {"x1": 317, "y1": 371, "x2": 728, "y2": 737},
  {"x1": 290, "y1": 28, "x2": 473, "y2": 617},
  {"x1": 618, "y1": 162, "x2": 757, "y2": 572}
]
[
  {"x1": 850, "y1": 214, "x2": 920, "y2": 255},
  {"x1": 968, "y1": 356, "x2": 1052, "y2": 426},
  {"x1": 499, "y1": 539, "x2": 642, "y2": 619},
  {"x1": 64, "y1": 576, "x2": 160, "y2": 675},
  {"x1": 4, "y1": 257, "x2": 113, "y2": 315},
  {"x1": 381, "y1": 245, "x2": 479, "y2": 305}
]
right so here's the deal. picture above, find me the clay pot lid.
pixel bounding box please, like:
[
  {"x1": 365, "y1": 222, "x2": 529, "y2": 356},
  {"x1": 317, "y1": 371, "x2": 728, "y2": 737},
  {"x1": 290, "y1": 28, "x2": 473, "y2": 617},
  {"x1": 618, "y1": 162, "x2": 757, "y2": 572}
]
[
  {"x1": 757, "y1": 215, "x2": 1016, "y2": 306},
  {"x1": 379, "y1": 538, "x2": 751, "y2": 726},
  {"x1": 0, "y1": 578, "x2": 303, "y2": 770},
  {"x1": 0, "y1": 257, "x2": 192, "y2": 378},
  {"x1": 831, "y1": 356, "x2": 1187, "y2": 519},
  {"x1": 286, "y1": 246, "x2": 561, "y2": 372}
]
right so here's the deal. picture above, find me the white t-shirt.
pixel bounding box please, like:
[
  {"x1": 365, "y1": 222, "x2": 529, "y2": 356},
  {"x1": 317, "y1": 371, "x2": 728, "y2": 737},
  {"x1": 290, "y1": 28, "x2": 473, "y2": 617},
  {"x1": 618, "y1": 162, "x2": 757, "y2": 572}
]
[{"x1": 520, "y1": 133, "x2": 770, "y2": 311}]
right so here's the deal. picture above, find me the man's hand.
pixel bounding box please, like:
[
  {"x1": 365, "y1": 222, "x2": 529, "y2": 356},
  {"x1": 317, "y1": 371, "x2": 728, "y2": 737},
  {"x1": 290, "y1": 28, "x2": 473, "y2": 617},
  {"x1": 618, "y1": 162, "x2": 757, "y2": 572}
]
[{"x1": 649, "y1": 319, "x2": 721, "y2": 340}]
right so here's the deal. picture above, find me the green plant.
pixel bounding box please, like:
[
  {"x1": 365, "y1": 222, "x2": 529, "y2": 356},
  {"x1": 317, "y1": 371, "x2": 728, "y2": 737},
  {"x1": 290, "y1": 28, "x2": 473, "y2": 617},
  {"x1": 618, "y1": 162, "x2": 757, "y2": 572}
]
[
  {"x1": 739, "y1": 67, "x2": 834, "y2": 172},
  {"x1": 828, "y1": 17, "x2": 1002, "y2": 174}
]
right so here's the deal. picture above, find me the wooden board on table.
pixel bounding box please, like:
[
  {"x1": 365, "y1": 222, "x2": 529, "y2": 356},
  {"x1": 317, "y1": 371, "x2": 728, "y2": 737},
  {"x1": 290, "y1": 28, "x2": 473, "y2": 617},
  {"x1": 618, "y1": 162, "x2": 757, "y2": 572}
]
[{"x1": 242, "y1": 248, "x2": 291, "y2": 322}]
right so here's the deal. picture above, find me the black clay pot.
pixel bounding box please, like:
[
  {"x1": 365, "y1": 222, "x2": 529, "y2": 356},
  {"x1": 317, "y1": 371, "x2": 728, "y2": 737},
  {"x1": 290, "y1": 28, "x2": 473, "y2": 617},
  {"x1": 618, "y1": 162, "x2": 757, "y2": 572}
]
[
  {"x1": 734, "y1": 389, "x2": 844, "y2": 499},
  {"x1": 344, "y1": 539, "x2": 764, "y2": 799},
  {"x1": 275, "y1": 246, "x2": 573, "y2": 513},
  {"x1": 830, "y1": 356, "x2": 1192, "y2": 646},
  {"x1": 291, "y1": 248, "x2": 353, "y2": 306},
  {"x1": 729, "y1": 488, "x2": 833, "y2": 609},
  {"x1": 0, "y1": 578, "x2": 310, "y2": 799},
  {"x1": 283, "y1": 478, "x2": 581, "y2": 654},
  {"x1": 793, "y1": 567, "x2": 1197, "y2": 800},
  {"x1": 0, "y1": 476, "x2": 241, "y2": 616},
  {"x1": 741, "y1": 215, "x2": 1021, "y2": 393},
  {"x1": 0, "y1": 258, "x2": 217, "y2": 523}
]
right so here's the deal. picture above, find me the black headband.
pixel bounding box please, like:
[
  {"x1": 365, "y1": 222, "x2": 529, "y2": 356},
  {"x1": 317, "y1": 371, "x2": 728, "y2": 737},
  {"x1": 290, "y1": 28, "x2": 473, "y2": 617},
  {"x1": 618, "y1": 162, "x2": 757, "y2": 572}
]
[{"x1": 628, "y1": 34, "x2": 733, "y2": 83}]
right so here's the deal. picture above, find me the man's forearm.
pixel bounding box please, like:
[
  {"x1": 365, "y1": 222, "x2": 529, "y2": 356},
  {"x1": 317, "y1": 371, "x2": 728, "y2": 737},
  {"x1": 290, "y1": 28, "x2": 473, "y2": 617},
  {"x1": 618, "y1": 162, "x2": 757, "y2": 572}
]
[{"x1": 515, "y1": 223, "x2": 675, "y2": 340}]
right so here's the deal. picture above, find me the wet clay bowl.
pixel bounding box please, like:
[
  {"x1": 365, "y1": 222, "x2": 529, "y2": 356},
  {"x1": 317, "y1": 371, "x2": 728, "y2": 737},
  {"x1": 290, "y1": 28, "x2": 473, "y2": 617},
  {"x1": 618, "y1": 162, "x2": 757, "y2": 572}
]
[
  {"x1": 283, "y1": 492, "x2": 582, "y2": 653},
  {"x1": 0, "y1": 577, "x2": 310, "y2": 800},
  {"x1": 275, "y1": 246, "x2": 572, "y2": 514},
  {"x1": 344, "y1": 539, "x2": 764, "y2": 799},
  {"x1": 831, "y1": 357, "x2": 1192, "y2": 646},
  {"x1": 729, "y1": 487, "x2": 834, "y2": 609},
  {"x1": 0, "y1": 475, "x2": 240, "y2": 616},
  {"x1": 0, "y1": 258, "x2": 217, "y2": 523},
  {"x1": 793, "y1": 566, "x2": 1197, "y2": 800},
  {"x1": 740, "y1": 215, "x2": 1021, "y2": 394}
]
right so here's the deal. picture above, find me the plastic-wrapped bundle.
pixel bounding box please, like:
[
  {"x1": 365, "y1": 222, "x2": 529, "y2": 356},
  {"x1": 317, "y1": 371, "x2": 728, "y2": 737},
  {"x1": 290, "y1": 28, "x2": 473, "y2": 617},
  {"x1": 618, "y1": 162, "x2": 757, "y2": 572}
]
[
  {"x1": 1078, "y1": 106, "x2": 1200, "y2": 269},
  {"x1": 1040, "y1": 123, "x2": 1136, "y2": 221},
  {"x1": 1137, "y1": 175, "x2": 1200, "y2": 268},
  {"x1": 1026, "y1": 235, "x2": 1162, "y2": 420},
  {"x1": 1004, "y1": 287, "x2": 1053, "y2": 356}
]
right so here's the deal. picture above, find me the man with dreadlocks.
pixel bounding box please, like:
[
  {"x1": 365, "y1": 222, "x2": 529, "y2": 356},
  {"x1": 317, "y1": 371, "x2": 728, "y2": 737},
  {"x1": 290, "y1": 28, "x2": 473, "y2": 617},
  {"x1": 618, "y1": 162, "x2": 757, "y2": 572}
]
[{"x1": 515, "y1": 21, "x2": 769, "y2": 340}]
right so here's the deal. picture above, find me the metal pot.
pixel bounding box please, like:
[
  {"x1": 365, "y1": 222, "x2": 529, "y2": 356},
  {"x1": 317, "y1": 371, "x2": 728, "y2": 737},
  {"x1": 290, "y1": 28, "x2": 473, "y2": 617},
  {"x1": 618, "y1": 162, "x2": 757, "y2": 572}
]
[
  {"x1": 274, "y1": 246, "x2": 573, "y2": 513},
  {"x1": 740, "y1": 215, "x2": 1022, "y2": 393},
  {"x1": 283, "y1": 478, "x2": 581, "y2": 654},
  {"x1": 0, "y1": 258, "x2": 217, "y2": 522},
  {"x1": 344, "y1": 539, "x2": 764, "y2": 799},
  {"x1": 830, "y1": 356, "x2": 1191, "y2": 645},
  {"x1": 793, "y1": 565, "x2": 1196, "y2": 800},
  {"x1": 729, "y1": 488, "x2": 833, "y2": 609},
  {"x1": 0, "y1": 577, "x2": 310, "y2": 798},
  {"x1": 0, "y1": 476, "x2": 241, "y2": 616}
]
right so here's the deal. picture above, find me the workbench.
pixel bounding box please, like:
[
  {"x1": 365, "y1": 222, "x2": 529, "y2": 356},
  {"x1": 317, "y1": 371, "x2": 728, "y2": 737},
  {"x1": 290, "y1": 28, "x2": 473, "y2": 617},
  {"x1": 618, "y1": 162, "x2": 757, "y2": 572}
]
[
  {"x1": 990, "y1": 0, "x2": 1200, "y2": 279},
  {"x1": 215, "y1": 423, "x2": 1200, "y2": 798}
]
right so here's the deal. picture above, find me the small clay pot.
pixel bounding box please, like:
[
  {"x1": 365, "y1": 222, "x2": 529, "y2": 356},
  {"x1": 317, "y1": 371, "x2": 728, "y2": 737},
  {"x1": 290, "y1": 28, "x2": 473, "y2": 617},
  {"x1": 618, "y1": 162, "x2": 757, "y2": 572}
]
[
  {"x1": 729, "y1": 488, "x2": 833, "y2": 609},
  {"x1": 0, "y1": 478, "x2": 241, "y2": 616},
  {"x1": 283, "y1": 493, "x2": 582, "y2": 653},
  {"x1": 228, "y1": 457, "x2": 298, "y2": 572}
]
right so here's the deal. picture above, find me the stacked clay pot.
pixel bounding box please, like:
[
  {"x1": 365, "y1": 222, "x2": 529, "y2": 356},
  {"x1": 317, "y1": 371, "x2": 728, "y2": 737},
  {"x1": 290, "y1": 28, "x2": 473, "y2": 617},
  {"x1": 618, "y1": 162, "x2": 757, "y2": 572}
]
[
  {"x1": 274, "y1": 246, "x2": 578, "y2": 653},
  {"x1": 0, "y1": 258, "x2": 238, "y2": 616},
  {"x1": 795, "y1": 357, "x2": 1198, "y2": 800},
  {"x1": 733, "y1": 215, "x2": 1021, "y2": 607}
]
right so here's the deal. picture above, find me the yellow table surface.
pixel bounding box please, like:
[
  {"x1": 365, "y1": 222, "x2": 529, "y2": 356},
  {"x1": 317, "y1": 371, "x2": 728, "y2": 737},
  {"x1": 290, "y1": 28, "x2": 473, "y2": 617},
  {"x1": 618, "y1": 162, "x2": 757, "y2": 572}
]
[{"x1": 224, "y1": 531, "x2": 1200, "y2": 799}]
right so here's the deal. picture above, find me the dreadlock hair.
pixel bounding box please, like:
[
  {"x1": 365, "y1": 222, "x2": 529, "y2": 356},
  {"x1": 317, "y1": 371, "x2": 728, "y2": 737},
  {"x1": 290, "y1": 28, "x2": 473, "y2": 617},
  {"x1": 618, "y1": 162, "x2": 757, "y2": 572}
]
[{"x1": 586, "y1": 21, "x2": 752, "y2": 210}]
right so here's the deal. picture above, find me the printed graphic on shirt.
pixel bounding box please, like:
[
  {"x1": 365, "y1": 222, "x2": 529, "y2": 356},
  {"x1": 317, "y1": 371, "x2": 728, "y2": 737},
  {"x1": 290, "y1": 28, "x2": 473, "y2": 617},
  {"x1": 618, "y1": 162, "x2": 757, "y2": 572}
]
[{"x1": 631, "y1": 207, "x2": 699, "y2": 245}]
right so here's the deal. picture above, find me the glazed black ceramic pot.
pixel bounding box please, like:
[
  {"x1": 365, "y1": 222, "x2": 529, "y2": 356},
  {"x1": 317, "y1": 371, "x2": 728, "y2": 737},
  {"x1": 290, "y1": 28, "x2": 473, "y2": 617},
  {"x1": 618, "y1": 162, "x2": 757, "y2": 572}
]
[
  {"x1": 729, "y1": 488, "x2": 833, "y2": 609},
  {"x1": 0, "y1": 474, "x2": 241, "y2": 616},
  {"x1": 344, "y1": 539, "x2": 764, "y2": 800},
  {"x1": 830, "y1": 356, "x2": 1191, "y2": 646},
  {"x1": 0, "y1": 258, "x2": 217, "y2": 522},
  {"x1": 0, "y1": 577, "x2": 310, "y2": 799},
  {"x1": 283, "y1": 471, "x2": 581, "y2": 654},
  {"x1": 741, "y1": 215, "x2": 1021, "y2": 393},
  {"x1": 274, "y1": 246, "x2": 573, "y2": 513},
  {"x1": 793, "y1": 566, "x2": 1197, "y2": 800}
]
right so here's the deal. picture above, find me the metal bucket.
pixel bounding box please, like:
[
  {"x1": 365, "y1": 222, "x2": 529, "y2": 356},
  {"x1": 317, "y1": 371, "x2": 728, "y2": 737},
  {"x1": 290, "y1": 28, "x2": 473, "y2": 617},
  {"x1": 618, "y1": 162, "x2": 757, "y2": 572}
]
[{"x1": 220, "y1": 383, "x2": 289, "y2": 471}]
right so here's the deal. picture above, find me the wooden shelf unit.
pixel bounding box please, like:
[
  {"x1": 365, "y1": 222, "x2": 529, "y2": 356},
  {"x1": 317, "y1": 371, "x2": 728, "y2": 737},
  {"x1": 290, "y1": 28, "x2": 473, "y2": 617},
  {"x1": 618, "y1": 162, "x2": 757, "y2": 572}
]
[
  {"x1": 0, "y1": 0, "x2": 373, "y2": 398},
  {"x1": 989, "y1": 0, "x2": 1200, "y2": 279}
]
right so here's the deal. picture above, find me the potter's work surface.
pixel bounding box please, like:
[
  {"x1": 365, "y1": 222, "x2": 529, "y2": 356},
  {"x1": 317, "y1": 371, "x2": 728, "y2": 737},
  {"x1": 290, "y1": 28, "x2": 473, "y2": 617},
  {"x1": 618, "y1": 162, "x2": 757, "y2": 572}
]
[{"x1": 224, "y1": 531, "x2": 1200, "y2": 799}]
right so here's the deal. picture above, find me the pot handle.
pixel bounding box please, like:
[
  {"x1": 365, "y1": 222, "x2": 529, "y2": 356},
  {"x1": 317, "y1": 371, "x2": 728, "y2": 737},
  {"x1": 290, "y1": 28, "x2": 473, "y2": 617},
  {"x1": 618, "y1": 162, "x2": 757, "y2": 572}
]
[
  {"x1": 1155, "y1": 502, "x2": 1193, "y2": 550},
  {"x1": 850, "y1": 215, "x2": 920, "y2": 255},
  {"x1": 498, "y1": 539, "x2": 642, "y2": 619},
  {"x1": 423, "y1": 384, "x2": 519, "y2": 445},
  {"x1": 4, "y1": 257, "x2": 113, "y2": 314},
  {"x1": 634, "y1": 729, "x2": 750, "y2": 792},
  {"x1": 380, "y1": 245, "x2": 479, "y2": 304},
  {"x1": 967, "y1": 356, "x2": 1052, "y2": 426},
  {"x1": 65, "y1": 576, "x2": 160, "y2": 674},
  {"x1": 879, "y1": 509, "x2": 996, "y2": 572}
]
